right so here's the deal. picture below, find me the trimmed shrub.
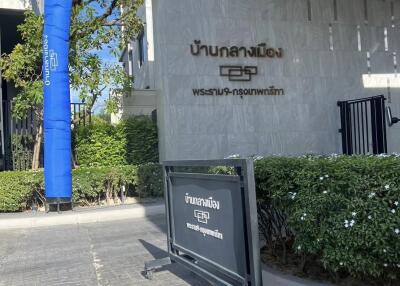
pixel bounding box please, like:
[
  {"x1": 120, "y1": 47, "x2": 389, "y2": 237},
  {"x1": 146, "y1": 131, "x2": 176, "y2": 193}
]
[
  {"x1": 123, "y1": 116, "x2": 159, "y2": 165},
  {"x1": 0, "y1": 171, "x2": 43, "y2": 212},
  {"x1": 0, "y1": 164, "x2": 163, "y2": 212},
  {"x1": 135, "y1": 163, "x2": 163, "y2": 198},
  {"x1": 72, "y1": 165, "x2": 138, "y2": 204},
  {"x1": 73, "y1": 116, "x2": 159, "y2": 167},
  {"x1": 255, "y1": 155, "x2": 400, "y2": 283},
  {"x1": 73, "y1": 118, "x2": 127, "y2": 167}
]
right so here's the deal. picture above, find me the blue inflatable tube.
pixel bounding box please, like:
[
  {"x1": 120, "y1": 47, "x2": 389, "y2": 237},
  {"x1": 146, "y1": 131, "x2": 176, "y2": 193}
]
[{"x1": 43, "y1": 0, "x2": 73, "y2": 201}]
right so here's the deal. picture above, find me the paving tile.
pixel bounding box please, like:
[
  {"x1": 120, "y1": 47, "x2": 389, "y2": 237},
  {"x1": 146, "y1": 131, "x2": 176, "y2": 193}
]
[{"x1": 0, "y1": 215, "x2": 210, "y2": 286}]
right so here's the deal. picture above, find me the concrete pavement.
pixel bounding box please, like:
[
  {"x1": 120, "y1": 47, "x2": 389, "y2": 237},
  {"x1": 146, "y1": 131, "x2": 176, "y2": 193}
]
[
  {"x1": 0, "y1": 202, "x2": 165, "y2": 230},
  {"x1": 0, "y1": 214, "x2": 210, "y2": 286}
]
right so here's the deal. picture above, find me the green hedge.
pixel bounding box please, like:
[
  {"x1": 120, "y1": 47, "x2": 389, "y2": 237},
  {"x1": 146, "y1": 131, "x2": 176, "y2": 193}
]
[
  {"x1": 0, "y1": 164, "x2": 163, "y2": 212},
  {"x1": 135, "y1": 163, "x2": 163, "y2": 198},
  {"x1": 73, "y1": 118, "x2": 127, "y2": 167},
  {"x1": 124, "y1": 116, "x2": 159, "y2": 165},
  {"x1": 72, "y1": 165, "x2": 137, "y2": 204},
  {"x1": 0, "y1": 171, "x2": 42, "y2": 212},
  {"x1": 73, "y1": 116, "x2": 159, "y2": 167},
  {"x1": 255, "y1": 155, "x2": 400, "y2": 283}
]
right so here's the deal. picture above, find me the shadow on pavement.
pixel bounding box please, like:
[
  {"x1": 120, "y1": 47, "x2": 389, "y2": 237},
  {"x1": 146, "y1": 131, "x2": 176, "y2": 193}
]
[
  {"x1": 143, "y1": 203, "x2": 168, "y2": 233},
  {"x1": 139, "y1": 239, "x2": 211, "y2": 286}
]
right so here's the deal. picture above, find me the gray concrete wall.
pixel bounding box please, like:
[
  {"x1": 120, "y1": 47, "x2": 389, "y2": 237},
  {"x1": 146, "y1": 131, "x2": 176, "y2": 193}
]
[
  {"x1": 0, "y1": 0, "x2": 29, "y2": 10},
  {"x1": 129, "y1": 0, "x2": 155, "y2": 90},
  {"x1": 0, "y1": 0, "x2": 41, "y2": 11},
  {"x1": 121, "y1": 89, "x2": 157, "y2": 119},
  {"x1": 151, "y1": 0, "x2": 400, "y2": 160},
  {"x1": 31, "y1": 0, "x2": 43, "y2": 15}
]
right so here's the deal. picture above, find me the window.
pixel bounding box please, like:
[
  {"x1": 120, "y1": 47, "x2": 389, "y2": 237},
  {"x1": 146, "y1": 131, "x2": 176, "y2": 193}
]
[
  {"x1": 129, "y1": 48, "x2": 134, "y2": 76},
  {"x1": 138, "y1": 31, "x2": 145, "y2": 68}
]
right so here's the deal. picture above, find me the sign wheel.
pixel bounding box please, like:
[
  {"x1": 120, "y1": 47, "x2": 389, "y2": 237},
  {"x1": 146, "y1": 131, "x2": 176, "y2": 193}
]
[{"x1": 145, "y1": 270, "x2": 154, "y2": 280}]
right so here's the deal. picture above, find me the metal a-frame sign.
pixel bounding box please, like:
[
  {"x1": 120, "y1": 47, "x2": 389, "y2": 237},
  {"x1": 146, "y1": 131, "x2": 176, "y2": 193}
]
[{"x1": 145, "y1": 159, "x2": 262, "y2": 286}]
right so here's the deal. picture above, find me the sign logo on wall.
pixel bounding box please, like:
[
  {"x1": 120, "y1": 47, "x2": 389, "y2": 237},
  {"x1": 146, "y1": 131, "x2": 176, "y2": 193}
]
[
  {"x1": 220, "y1": 65, "x2": 258, "y2": 82},
  {"x1": 190, "y1": 40, "x2": 285, "y2": 96}
]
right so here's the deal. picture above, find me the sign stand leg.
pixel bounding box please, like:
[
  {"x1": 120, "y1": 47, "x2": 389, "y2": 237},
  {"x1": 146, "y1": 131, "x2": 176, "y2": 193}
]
[
  {"x1": 45, "y1": 199, "x2": 73, "y2": 213},
  {"x1": 144, "y1": 257, "x2": 172, "y2": 280}
]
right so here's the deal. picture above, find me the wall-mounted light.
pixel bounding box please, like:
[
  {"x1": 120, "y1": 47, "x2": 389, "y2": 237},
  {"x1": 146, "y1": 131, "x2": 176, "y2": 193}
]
[{"x1": 387, "y1": 106, "x2": 399, "y2": 126}]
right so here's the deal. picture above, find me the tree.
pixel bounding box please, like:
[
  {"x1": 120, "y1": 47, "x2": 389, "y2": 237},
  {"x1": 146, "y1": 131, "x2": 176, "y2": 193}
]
[{"x1": 0, "y1": 0, "x2": 143, "y2": 170}]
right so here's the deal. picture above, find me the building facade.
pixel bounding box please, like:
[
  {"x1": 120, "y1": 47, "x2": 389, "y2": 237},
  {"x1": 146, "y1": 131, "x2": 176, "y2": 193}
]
[
  {"x1": 113, "y1": 0, "x2": 157, "y2": 124},
  {"x1": 0, "y1": 0, "x2": 43, "y2": 170},
  {"x1": 120, "y1": 0, "x2": 400, "y2": 161}
]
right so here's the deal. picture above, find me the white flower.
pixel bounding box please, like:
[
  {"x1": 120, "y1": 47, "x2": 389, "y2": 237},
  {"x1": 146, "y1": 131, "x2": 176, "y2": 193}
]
[
  {"x1": 297, "y1": 245, "x2": 302, "y2": 250},
  {"x1": 323, "y1": 191, "x2": 328, "y2": 194},
  {"x1": 395, "y1": 228, "x2": 399, "y2": 234},
  {"x1": 395, "y1": 201, "x2": 399, "y2": 206},
  {"x1": 350, "y1": 220, "x2": 355, "y2": 227},
  {"x1": 383, "y1": 249, "x2": 387, "y2": 253},
  {"x1": 339, "y1": 262, "x2": 343, "y2": 266},
  {"x1": 352, "y1": 212, "x2": 357, "y2": 217},
  {"x1": 391, "y1": 209, "x2": 396, "y2": 214},
  {"x1": 319, "y1": 177, "x2": 324, "y2": 181},
  {"x1": 368, "y1": 215, "x2": 372, "y2": 220},
  {"x1": 368, "y1": 192, "x2": 376, "y2": 198},
  {"x1": 344, "y1": 220, "x2": 349, "y2": 228},
  {"x1": 325, "y1": 174, "x2": 329, "y2": 178},
  {"x1": 385, "y1": 184, "x2": 390, "y2": 190},
  {"x1": 397, "y1": 264, "x2": 400, "y2": 268},
  {"x1": 384, "y1": 263, "x2": 388, "y2": 267}
]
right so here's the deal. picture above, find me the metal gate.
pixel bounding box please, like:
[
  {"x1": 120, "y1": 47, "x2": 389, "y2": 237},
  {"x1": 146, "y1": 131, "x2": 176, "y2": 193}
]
[
  {"x1": 71, "y1": 102, "x2": 91, "y2": 126},
  {"x1": 2, "y1": 99, "x2": 11, "y2": 170},
  {"x1": 338, "y1": 95, "x2": 387, "y2": 155}
]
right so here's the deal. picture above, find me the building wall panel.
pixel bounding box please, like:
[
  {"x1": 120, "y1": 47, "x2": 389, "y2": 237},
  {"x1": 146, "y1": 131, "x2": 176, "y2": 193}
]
[{"x1": 150, "y1": 0, "x2": 400, "y2": 160}]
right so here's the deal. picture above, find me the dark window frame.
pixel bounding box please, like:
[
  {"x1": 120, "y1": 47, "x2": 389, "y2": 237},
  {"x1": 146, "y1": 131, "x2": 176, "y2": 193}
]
[{"x1": 138, "y1": 31, "x2": 145, "y2": 68}]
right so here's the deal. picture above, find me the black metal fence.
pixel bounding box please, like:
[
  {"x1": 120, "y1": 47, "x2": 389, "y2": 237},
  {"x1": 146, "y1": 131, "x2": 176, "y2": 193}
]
[
  {"x1": 1, "y1": 102, "x2": 90, "y2": 171},
  {"x1": 338, "y1": 95, "x2": 387, "y2": 155},
  {"x1": 4, "y1": 102, "x2": 38, "y2": 170},
  {"x1": 71, "y1": 102, "x2": 91, "y2": 126}
]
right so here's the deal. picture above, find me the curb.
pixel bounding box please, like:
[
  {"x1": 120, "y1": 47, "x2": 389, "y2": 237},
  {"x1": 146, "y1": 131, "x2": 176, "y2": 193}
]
[
  {"x1": 0, "y1": 203, "x2": 165, "y2": 230},
  {"x1": 262, "y1": 264, "x2": 333, "y2": 286}
]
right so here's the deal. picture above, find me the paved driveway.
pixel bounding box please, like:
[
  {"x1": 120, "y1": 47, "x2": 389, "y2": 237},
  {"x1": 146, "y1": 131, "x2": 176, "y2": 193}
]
[{"x1": 0, "y1": 215, "x2": 210, "y2": 286}]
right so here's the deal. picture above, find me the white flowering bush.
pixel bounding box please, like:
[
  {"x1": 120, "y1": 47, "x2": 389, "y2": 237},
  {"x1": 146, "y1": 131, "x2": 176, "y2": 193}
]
[{"x1": 255, "y1": 155, "x2": 400, "y2": 283}]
